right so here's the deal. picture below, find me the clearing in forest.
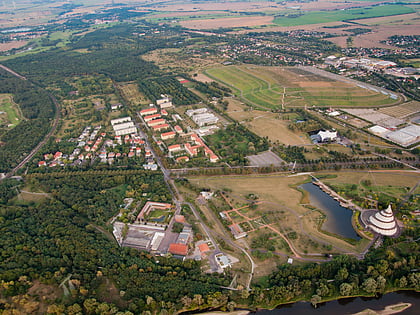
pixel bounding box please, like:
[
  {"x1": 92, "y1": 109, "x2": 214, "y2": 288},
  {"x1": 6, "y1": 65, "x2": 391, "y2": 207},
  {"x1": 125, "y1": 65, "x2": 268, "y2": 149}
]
[{"x1": 0, "y1": 93, "x2": 23, "y2": 129}]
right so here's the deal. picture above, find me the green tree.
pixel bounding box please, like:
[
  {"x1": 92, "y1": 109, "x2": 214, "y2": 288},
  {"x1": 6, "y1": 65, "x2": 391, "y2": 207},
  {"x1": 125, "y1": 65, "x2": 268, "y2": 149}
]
[{"x1": 339, "y1": 283, "x2": 353, "y2": 296}]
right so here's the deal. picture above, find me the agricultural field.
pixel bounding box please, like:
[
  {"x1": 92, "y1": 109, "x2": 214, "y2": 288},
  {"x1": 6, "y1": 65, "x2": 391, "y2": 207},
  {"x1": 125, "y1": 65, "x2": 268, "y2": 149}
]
[
  {"x1": 0, "y1": 93, "x2": 23, "y2": 129},
  {"x1": 179, "y1": 16, "x2": 274, "y2": 29},
  {"x1": 205, "y1": 65, "x2": 394, "y2": 110},
  {"x1": 378, "y1": 101, "x2": 420, "y2": 119},
  {"x1": 273, "y1": 4, "x2": 414, "y2": 27}
]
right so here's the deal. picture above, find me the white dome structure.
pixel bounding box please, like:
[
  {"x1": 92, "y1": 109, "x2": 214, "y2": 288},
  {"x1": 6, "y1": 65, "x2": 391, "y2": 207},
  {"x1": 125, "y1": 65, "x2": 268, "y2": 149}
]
[{"x1": 367, "y1": 205, "x2": 399, "y2": 237}]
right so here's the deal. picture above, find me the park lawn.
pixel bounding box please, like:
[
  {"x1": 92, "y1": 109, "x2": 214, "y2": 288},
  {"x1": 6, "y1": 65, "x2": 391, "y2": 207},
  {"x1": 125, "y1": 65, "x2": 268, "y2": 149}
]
[
  {"x1": 273, "y1": 5, "x2": 414, "y2": 27},
  {"x1": 0, "y1": 93, "x2": 23, "y2": 128}
]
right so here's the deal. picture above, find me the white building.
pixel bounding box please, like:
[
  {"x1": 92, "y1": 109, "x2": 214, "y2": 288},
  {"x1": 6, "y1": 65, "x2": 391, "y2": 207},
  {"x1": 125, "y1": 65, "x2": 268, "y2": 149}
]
[
  {"x1": 311, "y1": 130, "x2": 337, "y2": 143},
  {"x1": 111, "y1": 117, "x2": 132, "y2": 126},
  {"x1": 367, "y1": 205, "x2": 399, "y2": 237},
  {"x1": 157, "y1": 95, "x2": 173, "y2": 109},
  {"x1": 192, "y1": 113, "x2": 219, "y2": 127},
  {"x1": 112, "y1": 118, "x2": 138, "y2": 136},
  {"x1": 186, "y1": 108, "x2": 207, "y2": 117}
]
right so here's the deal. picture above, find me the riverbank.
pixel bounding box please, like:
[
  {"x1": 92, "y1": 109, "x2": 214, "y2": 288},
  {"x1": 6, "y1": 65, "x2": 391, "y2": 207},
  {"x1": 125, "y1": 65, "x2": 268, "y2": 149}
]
[
  {"x1": 255, "y1": 290, "x2": 419, "y2": 315},
  {"x1": 354, "y1": 302, "x2": 412, "y2": 315}
]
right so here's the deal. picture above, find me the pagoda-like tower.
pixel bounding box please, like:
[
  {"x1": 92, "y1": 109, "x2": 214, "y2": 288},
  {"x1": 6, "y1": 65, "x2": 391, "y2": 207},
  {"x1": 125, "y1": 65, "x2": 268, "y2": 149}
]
[{"x1": 367, "y1": 204, "x2": 399, "y2": 237}]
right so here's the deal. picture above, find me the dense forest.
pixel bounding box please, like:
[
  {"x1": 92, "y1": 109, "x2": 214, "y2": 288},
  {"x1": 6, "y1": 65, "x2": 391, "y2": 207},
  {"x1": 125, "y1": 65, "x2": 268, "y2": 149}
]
[
  {"x1": 0, "y1": 174, "x2": 231, "y2": 313},
  {"x1": 0, "y1": 69, "x2": 55, "y2": 172},
  {"x1": 137, "y1": 76, "x2": 202, "y2": 105}
]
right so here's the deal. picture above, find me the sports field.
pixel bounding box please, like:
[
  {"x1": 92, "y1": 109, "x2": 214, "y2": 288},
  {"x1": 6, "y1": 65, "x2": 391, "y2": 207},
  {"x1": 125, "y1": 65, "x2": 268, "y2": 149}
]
[
  {"x1": 0, "y1": 94, "x2": 22, "y2": 129},
  {"x1": 205, "y1": 65, "x2": 395, "y2": 110}
]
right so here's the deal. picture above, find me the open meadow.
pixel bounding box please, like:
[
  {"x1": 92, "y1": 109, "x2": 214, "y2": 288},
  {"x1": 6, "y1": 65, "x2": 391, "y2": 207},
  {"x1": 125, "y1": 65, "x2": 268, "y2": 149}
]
[
  {"x1": 205, "y1": 65, "x2": 395, "y2": 110},
  {"x1": 226, "y1": 99, "x2": 309, "y2": 145},
  {"x1": 0, "y1": 93, "x2": 23, "y2": 129},
  {"x1": 188, "y1": 173, "x2": 369, "y2": 258}
]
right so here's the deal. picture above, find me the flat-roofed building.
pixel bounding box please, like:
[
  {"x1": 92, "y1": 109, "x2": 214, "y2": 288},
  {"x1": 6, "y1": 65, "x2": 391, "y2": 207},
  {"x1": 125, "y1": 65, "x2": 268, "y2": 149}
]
[{"x1": 111, "y1": 117, "x2": 131, "y2": 125}]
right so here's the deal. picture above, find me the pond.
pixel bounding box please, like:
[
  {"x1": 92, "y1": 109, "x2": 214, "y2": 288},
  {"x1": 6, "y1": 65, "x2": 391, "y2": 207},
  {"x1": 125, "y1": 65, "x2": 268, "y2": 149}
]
[{"x1": 300, "y1": 182, "x2": 361, "y2": 241}]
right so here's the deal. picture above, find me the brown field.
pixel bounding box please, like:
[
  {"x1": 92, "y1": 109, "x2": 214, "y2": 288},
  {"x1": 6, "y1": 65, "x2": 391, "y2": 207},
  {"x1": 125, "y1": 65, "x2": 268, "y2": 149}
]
[
  {"x1": 142, "y1": 47, "x2": 222, "y2": 74},
  {"x1": 194, "y1": 73, "x2": 215, "y2": 83},
  {"x1": 189, "y1": 173, "x2": 366, "y2": 254},
  {"x1": 117, "y1": 82, "x2": 149, "y2": 106},
  {"x1": 378, "y1": 101, "x2": 420, "y2": 118},
  {"x1": 226, "y1": 99, "x2": 309, "y2": 145},
  {"x1": 139, "y1": 0, "x2": 380, "y2": 14},
  {"x1": 142, "y1": 1, "x2": 284, "y2": 12},
  {"x1": 0, "y1": 41, "x2": 28, "y2": 52},
  {"x1": 152, "y1": 11, "x2": 227, "y2": 18},
  {"x1": 325, "y1": 14, "x2": 420, "y2": 49},
  {"x1": 180, "y1": 16, "x2": 274, "y2": 29},
  {"x1": 299, "y1": 81, "x2": 332, "y2": 88},
  {"x1": 322, "y1": 170, "x2": 420, "y2": 190}
]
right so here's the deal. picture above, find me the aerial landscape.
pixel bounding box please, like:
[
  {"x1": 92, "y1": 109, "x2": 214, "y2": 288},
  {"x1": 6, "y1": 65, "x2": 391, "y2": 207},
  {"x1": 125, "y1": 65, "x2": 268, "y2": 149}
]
[{"x1": 0, "y1": 0, "x2": 419, "y2": 314}]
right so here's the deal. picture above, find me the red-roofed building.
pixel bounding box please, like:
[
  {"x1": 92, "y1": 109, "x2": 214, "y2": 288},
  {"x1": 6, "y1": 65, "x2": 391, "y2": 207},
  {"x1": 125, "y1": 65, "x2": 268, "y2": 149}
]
[
  {"x1": 184, "y1": 143, "x2": 198, "y2": 156},
  {"x1": 175, "y1": 214, "x2": 186, "y2": 223},
  {"x1": 53, "y1": 152, "x2": 63, "y2": 160},
  {"x1": 140, "y1": 107, "x2": 158, "y2": 116},
  {"x1": 176, "y1": 156, "x2": 190, "y2": 163},
  {"x1": 161, "y1": 131, "x2": 176, "y2": 140},
  {"x1": 168, "y1": 243, "x2": 188, "y2": 256},
  {"x1": 168, "y1": 144, "x2": 183, "y2": 152},
  {"x1": 161, "y1": 109, "x2": 168, "y2": 116},
  {"x1": 148, "y1": 118, "x2": 166, "y2": 127},
  {"x1": 174, "y1": 125, "x2": 183, "y2": 134},
  {"x1": 198, "y1": 243, "x2": 210, "y2": 254},
  {"x1": 152, "y1": 124, "x2": 170, "y2": 131},
  {"x1": 144, "y1": 113, "x2": 161, "y2": 122},
  {"x1": 38, "y1": 161, "x2": 47, "y2": 167}
]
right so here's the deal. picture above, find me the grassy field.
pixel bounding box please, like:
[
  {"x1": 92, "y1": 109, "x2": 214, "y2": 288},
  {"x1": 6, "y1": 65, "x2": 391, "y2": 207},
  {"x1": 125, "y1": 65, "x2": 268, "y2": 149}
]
[
  {"x1": 0, "y1": 94, "x2": 23, "y2": 129},
  {"x1": 321, "y1": 170, "x2": 419, "y2": 193},
  {"x1": 273, "y1": 4, "x2": 414, "y2": 27},
  {"x1": 117, "y1": 82, "x2": 150, "y2": 107},
  {"x1": 205, "y1": 65, "x2": 394, "y2": 110},
  {"x1": 226, "y1": 99, "x2": 309, "y2": 145},
  {"x1": 188, "y1": 173, "x2": 367, "y2": 256}
]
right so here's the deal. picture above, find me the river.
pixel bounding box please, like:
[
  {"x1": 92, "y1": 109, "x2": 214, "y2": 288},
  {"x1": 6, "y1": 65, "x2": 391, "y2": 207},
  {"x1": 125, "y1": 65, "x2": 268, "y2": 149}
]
[
  {"x1": 257, "y1": 291, "x2": 420, "y2": 314},
  {"x1": 300, "y1": 182, "x2": 361, "y2": 241}
]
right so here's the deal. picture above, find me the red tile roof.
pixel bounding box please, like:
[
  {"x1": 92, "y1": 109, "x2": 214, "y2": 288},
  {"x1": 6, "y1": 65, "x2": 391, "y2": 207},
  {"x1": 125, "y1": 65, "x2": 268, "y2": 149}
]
[
  {"x1": 168, "y1": 243, "x2": 188, "y2": 256},
  {"x1": 198, "y1": 243, "x2": 210, "y2": 253}
]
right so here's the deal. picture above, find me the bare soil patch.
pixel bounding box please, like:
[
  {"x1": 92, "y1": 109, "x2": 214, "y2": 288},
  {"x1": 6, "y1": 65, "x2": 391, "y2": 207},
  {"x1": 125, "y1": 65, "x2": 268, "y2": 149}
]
[
  {"x1": 298, "y1": 81, "x2": 332, "y2": 88},
  {"x1": 0, "y1": 40, "x2": 28, "y2": 52},
  {"x1": 180, "y1": 16, "x2": 274, "y2": 30},
  {"x1": 193, "y1": 73, "x2": 215, "y2": 83}
]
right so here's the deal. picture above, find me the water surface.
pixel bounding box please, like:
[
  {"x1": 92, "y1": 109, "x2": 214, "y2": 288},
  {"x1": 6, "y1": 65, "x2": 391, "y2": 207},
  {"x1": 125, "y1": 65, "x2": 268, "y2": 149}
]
[{"x1": 301, "y1": 182, "x2": 361, "y2": 240}]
